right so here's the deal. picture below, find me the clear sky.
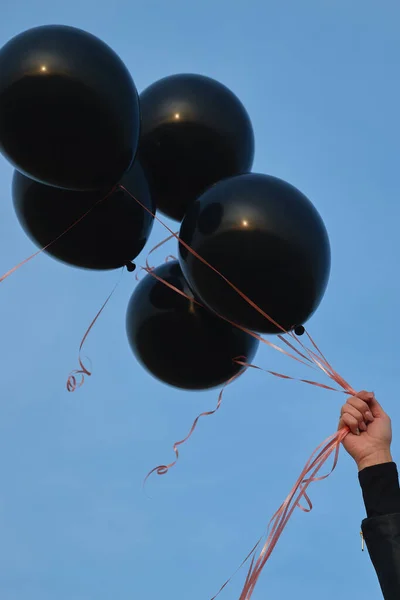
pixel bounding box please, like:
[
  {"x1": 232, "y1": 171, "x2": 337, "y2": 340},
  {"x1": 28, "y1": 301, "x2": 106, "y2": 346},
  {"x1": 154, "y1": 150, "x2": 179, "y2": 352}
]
[{"x1": 0, "y1": 1, "x2": 399, "y2": 599}]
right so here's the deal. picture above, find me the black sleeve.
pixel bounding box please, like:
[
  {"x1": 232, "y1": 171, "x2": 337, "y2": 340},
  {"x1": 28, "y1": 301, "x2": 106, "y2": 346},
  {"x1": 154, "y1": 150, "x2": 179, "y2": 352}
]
[{"x1": 358, "y1": 462, "x2": 400, "y2": 518}]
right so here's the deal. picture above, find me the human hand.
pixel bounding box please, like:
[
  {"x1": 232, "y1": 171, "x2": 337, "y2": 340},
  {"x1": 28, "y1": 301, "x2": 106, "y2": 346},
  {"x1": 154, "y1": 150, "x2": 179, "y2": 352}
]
[{"x1": 338, "y1": 391, "x2": 392, "y2": 471}]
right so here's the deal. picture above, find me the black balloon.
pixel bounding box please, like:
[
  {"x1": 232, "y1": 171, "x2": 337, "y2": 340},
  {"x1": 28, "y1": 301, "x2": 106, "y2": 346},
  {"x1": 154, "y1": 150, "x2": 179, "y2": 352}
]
[
  {"x1": 12, "y1": 159, "x2": 155, "y2": 270},
  {"x1": 0, "y1": 25, "x2": 140, "y2": 191},
  {"x1": 126, "y1": 261, "x2": 258, "y2": 390},
  {"x1": 138, "y1": 73, "x2": 254, "y2": 222},
  {"x1": 179, "y1": 173, "x2": 331, "y2": 334}
]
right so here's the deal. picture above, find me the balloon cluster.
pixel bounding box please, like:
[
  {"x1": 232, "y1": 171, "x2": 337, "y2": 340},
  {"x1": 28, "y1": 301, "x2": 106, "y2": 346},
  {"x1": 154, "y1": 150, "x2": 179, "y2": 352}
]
[{"x1": 0, "y1": 24, "x2": 331, "y2": 391}]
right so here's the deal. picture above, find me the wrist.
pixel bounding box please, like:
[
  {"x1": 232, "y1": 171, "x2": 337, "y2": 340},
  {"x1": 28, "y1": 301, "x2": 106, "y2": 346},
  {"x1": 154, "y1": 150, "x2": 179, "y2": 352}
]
[{"x1": 357, "y1": 449, "x2": 393, "y2": 471}]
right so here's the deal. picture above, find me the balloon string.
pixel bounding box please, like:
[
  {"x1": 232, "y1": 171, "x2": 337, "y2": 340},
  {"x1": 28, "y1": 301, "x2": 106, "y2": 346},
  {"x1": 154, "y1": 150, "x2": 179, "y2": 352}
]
[
  {"x1": 143, "y1": 367, "x2": 245, "y2": 488},
  {"x1": 66, "y1": 232, "x2": 175, "y2": 393},
  {"x1": 66, "y1": 267, "x2": 124, "y2": 392},
  {"x1": 233, "y1": 358, "x2": 344, "y2": 393},
  {"x1": 135, "y1": 233, "x2": 178, "y2": 283},
  {"x1": 145, "y1": 233, "x2": 178, "y2": 271},
  {"x1": 237, "y1": 427, "x2": 350, "y2": 600},
  {"x1": 209, "y1": 427, "x2": 347, "y2": 600},
  {"x1": 0, "y1": 184, "x2": 125, "y2": 393},
  {"x1": 142, "y1": 349, "x2": 343, "y2": 487},
  {"x1": 0, "y1": 186, "x2": 117, "y2": 284},
  {"x1": 210, "y1": 352, "x2": 355, "y2": 600},
  {"x1": 217, "y1": 391, "x2": 358, "y2": 599},
  {"x1": 210, "y1": 540, "x2": 262, "y2": 600}
]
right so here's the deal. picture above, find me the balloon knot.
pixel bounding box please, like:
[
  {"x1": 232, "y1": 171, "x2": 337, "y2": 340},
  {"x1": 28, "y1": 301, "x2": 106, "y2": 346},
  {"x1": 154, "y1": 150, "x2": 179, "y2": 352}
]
[
  {"x1": 126, "y1": 261, "x2": 136, "y2": 273},
  {"x1": 294, "y1": 325, "x2": 305, "y2": 336}
]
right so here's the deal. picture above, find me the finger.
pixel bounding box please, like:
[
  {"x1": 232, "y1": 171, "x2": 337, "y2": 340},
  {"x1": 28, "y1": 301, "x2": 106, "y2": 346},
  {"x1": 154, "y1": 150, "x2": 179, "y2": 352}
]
[
  {"x1": 356, "y1": 391, "x2": 375, "y2": 403},
  {"x1": 345, "y1": 397, "x2": 374, "y2": 422},
  {"x1": 341, "y1": 404, "x2": 365, "y2": 424},
  {"x1": 359, "y1": 392, "x2": 388, "y2": 419},
  {"x1": 341, "y1": 413, "x2": 361, "y2": 435},
  {"x1": 356, "y1": 391, "x2": 387, "y2": 419},
  {"x1": 368, "y1": 397, "x2": 388, "y2": 419},
  {"x1": 340, "y1": 406, "x2": 367, "y2": 431}
]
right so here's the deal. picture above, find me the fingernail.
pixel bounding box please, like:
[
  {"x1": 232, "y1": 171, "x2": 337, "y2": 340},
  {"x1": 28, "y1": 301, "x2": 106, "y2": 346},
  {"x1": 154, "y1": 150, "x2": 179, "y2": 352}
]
[
  {"x1": 360, "y1": 422, "x2": 367, "y2": 432},
  {"x1": 355, "y1": 428, "x2": 360, "y2": 436},
  {"x1": 366, "y1": 411, "x2": 374, "y2": 421}
]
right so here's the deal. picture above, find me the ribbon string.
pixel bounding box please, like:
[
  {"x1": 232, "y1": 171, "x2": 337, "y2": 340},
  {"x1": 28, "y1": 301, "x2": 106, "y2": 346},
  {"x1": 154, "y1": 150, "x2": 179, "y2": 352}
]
[
  {"x1": 143, "y1": 367, "x2": 245, "y2": 486},
  {"x1": 66, "y1": 268, "x2": 124, "y2": 392},
  {"x1": 233, "y1": 358, "x2": 344, "y2": 393},
  {"x1": 0, "y1": 187, "x2": 116, "y2": 284},
  {"x1": 238, "y1": 426, "x2": 350, "y2": 600}
]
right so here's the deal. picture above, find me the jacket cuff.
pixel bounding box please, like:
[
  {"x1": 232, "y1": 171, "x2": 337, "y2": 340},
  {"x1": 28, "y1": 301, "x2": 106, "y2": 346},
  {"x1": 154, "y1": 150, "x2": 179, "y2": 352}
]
[{"x1": 359, "y1": 462, "x2": 400, "y2": 518}]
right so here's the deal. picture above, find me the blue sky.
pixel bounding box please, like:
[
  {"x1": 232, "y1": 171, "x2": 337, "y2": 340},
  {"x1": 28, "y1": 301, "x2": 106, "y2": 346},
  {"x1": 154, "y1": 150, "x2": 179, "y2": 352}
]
[{"x1": 0, "y1": 1, "x2": 399, "y2": 598}]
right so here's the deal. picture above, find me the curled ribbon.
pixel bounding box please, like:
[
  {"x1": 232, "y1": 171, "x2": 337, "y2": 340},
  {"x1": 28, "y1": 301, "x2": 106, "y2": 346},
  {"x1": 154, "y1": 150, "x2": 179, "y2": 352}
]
[
  {"x1": 66, "y1": 269, "x2": 124, "y2": 392},
  {"x1": 66, "y1": 234, "x2": 178, "y2": 394},
  {"x1": 143, "y1": 367, "x2": 245, "y2": 486},
  {"x1": 0, "y1": 186, "x2": 123, "y2": 394}
]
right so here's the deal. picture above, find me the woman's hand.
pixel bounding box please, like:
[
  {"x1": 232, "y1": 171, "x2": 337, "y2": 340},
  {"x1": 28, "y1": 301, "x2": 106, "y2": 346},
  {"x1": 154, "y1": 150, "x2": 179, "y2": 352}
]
[{"x1": 339, "y1": 391, "x2": 392, "y2": 471}]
